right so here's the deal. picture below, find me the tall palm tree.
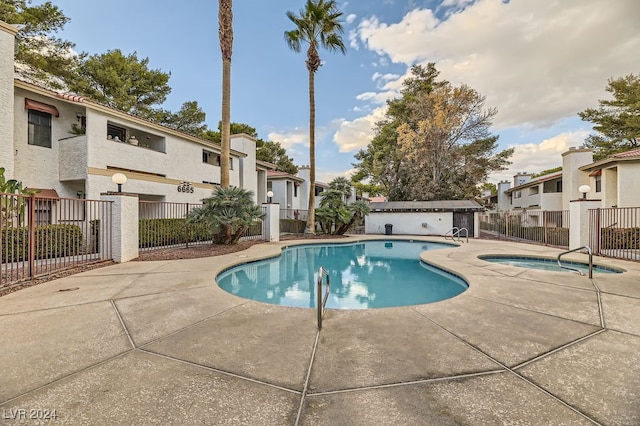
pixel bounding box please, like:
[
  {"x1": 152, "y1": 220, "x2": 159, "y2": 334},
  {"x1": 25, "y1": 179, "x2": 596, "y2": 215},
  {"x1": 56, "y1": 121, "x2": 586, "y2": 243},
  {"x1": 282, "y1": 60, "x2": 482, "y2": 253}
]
[
  {"x1": 285, "y1": 0, "x2": 346, "y2": 234},
  {"x1": 218, "y1": 0, "x2": 232, "y2": 187}
]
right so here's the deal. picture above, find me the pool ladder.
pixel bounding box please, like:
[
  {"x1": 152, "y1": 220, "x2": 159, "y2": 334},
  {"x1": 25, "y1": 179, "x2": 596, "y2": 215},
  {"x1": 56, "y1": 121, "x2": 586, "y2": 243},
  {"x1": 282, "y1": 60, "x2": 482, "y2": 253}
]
[
  {"x1": 444, "y1": 227, "x2": 469, "y2": 243},
  {"x1": 557, "y1": 245, "x2": 593, "y2": 279},
  {"x1": 317, "y1": 267, "x2": 330, "y2": 330}
]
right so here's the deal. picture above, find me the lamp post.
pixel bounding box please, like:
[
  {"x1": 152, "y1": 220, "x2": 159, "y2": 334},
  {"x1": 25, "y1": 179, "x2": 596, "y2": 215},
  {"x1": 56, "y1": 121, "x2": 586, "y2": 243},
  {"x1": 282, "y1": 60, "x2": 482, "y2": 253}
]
[
  {"x1": 578, "y1": 184, "x2": 591, "y2": 199},
  {"x1": 112, "y1": 173, "x2": 127, "y2": 192},
  {"x1": 267, "y1": 190, "x2": 274, "y2": 204}
]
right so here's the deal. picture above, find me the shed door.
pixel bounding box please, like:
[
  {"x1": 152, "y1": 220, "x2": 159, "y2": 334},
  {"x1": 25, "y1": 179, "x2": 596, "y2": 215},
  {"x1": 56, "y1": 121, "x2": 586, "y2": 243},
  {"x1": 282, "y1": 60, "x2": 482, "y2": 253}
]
[{"x1": 453, "y1": 212, "x2": 474, "y2": 237}]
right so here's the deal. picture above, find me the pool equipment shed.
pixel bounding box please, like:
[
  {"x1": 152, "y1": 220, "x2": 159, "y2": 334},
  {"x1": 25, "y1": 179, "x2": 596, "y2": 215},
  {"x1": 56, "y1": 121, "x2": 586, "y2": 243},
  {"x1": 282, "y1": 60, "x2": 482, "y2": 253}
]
[{"x1": 365, "y1": 200, "x2": 483, "y2": 237}]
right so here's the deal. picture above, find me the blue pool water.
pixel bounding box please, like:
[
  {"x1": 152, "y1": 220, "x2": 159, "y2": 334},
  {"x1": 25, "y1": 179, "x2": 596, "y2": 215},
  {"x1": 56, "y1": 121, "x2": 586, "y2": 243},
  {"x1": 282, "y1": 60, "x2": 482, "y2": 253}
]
[
  {"x1": 216, "y1": 240, "x2": 468, "y2": 309},
  {"x1": 479, "y1": 255, "x2": 623, "y2": 274}
]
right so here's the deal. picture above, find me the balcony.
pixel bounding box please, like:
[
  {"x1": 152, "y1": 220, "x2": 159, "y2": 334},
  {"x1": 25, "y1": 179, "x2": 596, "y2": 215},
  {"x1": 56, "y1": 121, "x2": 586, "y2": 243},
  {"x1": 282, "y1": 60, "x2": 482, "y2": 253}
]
[
  {"x1": 107, "y1": 122, "x2": 166, "y2": 153},
  {"x1": 59, "y1": 135, "x2": 88, "y2": 181}
]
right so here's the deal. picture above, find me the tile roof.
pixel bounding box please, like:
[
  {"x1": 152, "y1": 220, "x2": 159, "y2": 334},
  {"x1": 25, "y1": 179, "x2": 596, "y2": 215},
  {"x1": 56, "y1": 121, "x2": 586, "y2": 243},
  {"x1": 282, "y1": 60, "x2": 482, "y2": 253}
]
[{"x1": 611, "y1": 148, "x2": 640, "y2": 158}]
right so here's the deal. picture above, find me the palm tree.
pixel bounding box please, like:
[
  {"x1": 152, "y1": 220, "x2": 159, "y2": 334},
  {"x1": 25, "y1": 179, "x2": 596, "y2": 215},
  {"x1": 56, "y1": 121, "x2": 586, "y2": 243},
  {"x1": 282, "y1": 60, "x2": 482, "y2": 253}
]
[
  {"x1": 187, "y1": 186, "x2": 265, "y2": 244},
  {"x1": 218, "y1": 0, "x2": 233, "y2": 187},
  {"x1": 285, "y1": 0, "x2": 346, "y2": 234}
]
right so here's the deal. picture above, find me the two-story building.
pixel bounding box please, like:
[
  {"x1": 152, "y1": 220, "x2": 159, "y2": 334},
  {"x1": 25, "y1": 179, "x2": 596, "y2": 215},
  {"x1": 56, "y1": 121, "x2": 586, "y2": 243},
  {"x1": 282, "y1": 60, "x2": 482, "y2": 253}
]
[
  {"x1": 488, "y1": 145, "x2": 640, "y2": 213},
  {"x1": 1, "y1": 21, "x2": 274, "y2": 207}
]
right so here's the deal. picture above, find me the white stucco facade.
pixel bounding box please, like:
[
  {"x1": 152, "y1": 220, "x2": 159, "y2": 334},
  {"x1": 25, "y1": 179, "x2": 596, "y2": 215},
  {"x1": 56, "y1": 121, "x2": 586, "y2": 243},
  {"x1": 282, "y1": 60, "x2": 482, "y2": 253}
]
[
  {"x1": 0, "y1": 22, "x2": 272, "y2": 204},
  {"x1": 0, "y1": 22, "x2": 17, "y2": 178}
]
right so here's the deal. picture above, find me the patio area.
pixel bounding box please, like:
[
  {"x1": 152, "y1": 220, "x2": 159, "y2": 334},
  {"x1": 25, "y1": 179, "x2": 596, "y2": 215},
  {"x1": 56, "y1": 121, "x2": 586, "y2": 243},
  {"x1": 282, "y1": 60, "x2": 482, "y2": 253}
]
[{"x1": 1, "y1": 237, "x2": 638, "y2": 425}]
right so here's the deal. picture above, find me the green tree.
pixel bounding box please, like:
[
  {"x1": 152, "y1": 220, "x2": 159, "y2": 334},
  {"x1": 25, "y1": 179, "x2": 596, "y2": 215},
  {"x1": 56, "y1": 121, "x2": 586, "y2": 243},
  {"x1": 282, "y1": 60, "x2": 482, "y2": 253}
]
[
  {"x1": 352, "y1": 64, "x2": 442, "y2": 200},
  {"x1": 579, "y1": 74, "x2": 640, "y2": 160},
  {"x1": 151, "y1": 101, "x2": 208, "y2": 136},
  {"x1": 285, "y1": 0, "x2": 346, "y2": 234},
  {"x1": 202, "y1": 122, "x2": 257, "y2": 143},
  {"x1": 479, "y1": 182, "x2": 497, "y2": 194},
  {"x1": 327, "y1": 176, "x2": 351, "y2": 201},
  {"x1": 70, "y1": 49, "x2": 171, "y2": 117},
  {"x1": 315, "y1": 177, "x2": 369, "y2": 235},
  {"x1": 0, "y1": 0, "x2": 82, "y2": 88},
  {"x1": 353, "y1": 64, "x2": 512, "y2": 201},
  {"x1": 218, "y1": 0, "x2": 233, "y2": 187},
  {"x1": 532, "y1": 166, "x2": 562, "y2": 178},
  {"x1": 187, "y1": 186, "x2": 264, "y2": 245},
  {"x1": 256, "y1": 140, "x2": 298, "y2": 175},
  {"x1": 0, "y1": 167, "x2": 37, "y2": 225}
]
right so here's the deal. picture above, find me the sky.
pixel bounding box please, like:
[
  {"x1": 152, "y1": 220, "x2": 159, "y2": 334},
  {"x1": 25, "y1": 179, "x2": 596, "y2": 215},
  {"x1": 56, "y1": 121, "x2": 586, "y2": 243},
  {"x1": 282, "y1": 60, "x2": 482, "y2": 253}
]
[{"x1": 36, "y1": 0, "x2": 640, "y2": 186}]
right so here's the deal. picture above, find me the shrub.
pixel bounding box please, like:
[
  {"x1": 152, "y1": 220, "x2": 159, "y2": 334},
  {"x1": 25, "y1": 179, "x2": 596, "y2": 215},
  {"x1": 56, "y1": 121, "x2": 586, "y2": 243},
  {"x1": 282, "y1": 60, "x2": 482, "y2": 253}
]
[
  {"x1": 1, "y1": 224, "x2": 83, "y2": 262},
  {"x1": 600, "y1": 227, "x2": 640, "y2": 250}
]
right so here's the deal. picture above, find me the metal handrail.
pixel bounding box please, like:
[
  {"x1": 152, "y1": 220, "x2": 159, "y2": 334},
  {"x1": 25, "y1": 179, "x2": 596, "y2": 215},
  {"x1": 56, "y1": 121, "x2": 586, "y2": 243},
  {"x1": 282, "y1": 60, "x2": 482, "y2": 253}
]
[
  {"x1": 317, "y1": 266, "x2": 330, "y2": 330},
  {"x1": 455, "y1": 227, "x2": 469, "y2": 243},
  {"x1": 444, "y1": 227, "x2": 459, "y2": 240},
  {"x1": 445, "y1": 227, "x2": 468, "y2": 243},
  {"x1": 557, "y1": 245, "x2": 593, "y2": 279}
]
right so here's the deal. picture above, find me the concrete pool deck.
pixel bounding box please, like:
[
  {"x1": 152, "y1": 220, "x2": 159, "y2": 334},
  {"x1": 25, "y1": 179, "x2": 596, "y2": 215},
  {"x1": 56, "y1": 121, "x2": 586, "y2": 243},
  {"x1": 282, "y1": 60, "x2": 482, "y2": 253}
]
[{"x1": 0, "y1": 236, "x2": 638, "y2": 425}]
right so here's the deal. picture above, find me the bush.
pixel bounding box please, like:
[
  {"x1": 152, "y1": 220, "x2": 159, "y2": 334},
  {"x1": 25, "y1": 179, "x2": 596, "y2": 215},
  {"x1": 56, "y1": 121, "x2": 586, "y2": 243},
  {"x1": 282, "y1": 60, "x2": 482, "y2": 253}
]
[
  {"x1": 601, "y1": 227, "x2": 640, "y2": 250},
  {"x1": 280, "y1": 218, "x2": 306, "y2": 234},
  {"x1": 139, "y1": 218, "x2": 214, "y2": 248},
  {"x1": 1, "y1": 224, "x2": 83, "y2": 262}
]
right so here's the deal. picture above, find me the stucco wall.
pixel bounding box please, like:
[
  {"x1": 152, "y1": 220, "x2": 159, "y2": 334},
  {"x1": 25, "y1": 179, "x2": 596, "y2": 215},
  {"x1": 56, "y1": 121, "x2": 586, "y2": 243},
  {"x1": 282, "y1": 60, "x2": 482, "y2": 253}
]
[
  {"x1": 0, "y1": 23, "x2": 15, "y2": 177},
  {"x1": 618, "y1": 162, "x2": 640, "y2": 207},
  {"x1": 365, "y1": 212, "x2": 454, "y2": 236}
]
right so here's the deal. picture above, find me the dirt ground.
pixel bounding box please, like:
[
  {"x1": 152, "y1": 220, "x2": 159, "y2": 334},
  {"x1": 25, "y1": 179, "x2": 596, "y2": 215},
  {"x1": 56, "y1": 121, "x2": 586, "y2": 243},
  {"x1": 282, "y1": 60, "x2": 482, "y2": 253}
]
[{"x1": 0, "y1": 234, "x2": 346, "y2": 297}]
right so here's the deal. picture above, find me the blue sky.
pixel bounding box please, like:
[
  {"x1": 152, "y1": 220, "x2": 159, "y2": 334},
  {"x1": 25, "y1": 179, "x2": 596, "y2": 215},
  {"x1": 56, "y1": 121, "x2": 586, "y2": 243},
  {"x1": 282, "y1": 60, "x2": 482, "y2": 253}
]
[{"x1": 39, "y1": 0, "x2": 639, "y2": 185}]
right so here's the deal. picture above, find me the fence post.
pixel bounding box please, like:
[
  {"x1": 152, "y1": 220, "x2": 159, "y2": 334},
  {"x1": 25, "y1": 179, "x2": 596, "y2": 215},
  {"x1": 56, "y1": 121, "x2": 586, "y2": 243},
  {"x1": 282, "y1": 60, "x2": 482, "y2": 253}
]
[
  {"x1": 101, "y1": 192, "x2": 139, "y2": 262},
  {"x1": 28, "y1": 195, "x2": 35, "y2": 279},
  {"x1": 185, "y1": 203, "x2": 190, "y2": 248},
  {"x1": 263, "y1": 202, "x2": 280, "y2": 242},
  {"x1": 569, "y1": 199, "x2": 600, "y2": 250}
]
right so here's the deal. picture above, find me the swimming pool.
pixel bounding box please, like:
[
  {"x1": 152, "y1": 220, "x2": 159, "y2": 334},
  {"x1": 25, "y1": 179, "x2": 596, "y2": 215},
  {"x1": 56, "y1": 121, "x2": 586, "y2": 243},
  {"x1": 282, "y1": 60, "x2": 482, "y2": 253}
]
[
  {"x1": 478, "y1": 255, "x2": 624, "y2": 274},
  {"x1": 216, "y1": 240, "x2": 468, "y2": 309}
]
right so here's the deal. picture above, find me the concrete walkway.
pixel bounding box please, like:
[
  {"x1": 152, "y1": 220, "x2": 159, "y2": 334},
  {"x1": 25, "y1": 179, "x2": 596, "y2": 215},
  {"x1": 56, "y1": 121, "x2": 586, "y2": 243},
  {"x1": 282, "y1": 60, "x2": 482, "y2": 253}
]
[{"x1": 1, "y1": 237, "x2": 638, "y2": 425}]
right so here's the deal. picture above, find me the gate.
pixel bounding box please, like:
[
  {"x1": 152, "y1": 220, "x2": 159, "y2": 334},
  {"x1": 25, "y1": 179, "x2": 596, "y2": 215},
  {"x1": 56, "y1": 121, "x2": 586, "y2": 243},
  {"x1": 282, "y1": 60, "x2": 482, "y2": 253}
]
[
  {"x1": 1, "y1": 193, "x2": 113, "y2": 288},
  {"x1": 589, "y1": 207, "x2": 640, "y2": 261}
]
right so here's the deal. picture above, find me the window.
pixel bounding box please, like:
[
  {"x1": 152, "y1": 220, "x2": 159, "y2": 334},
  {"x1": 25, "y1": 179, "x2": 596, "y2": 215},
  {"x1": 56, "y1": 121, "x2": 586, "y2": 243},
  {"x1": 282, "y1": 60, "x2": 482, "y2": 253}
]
[
  {"x1": 203, "y1": 150, "x2": 220, "y2": 166},
  {"x1": 595, "y1": 176, "x2": 601, "y2": 193},
  {"x1": 28, "y1": 110, "x2": 52, "y2": 148},
  {"x1": 529, "y1": 186, "x2": 539, "y2": 195},
  {"x1": 514, "y1": 190, "x2": 522, "y2": 199},
  {"x1": 556, "y1": 181, "x2": 563, "y2": 192},
  {"x1": 107, "y1": 123, "x2": 127, "y2": 142},
  {"x1": 294, "y1": 184, "x2": 298, "y2": 197}
]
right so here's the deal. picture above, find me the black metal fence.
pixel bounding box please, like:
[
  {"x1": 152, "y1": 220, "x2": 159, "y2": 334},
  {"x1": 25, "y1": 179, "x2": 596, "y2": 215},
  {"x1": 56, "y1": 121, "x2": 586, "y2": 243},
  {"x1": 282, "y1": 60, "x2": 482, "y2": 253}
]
[
  {"x1": 1, "y1": 193, "x2": 113, "y2": 288},
  {"x1": 480, "y1": 210, "x2": 569, "y2": 248},
  {"x1": 589, "y1": 207, "x2": 640, "y2": 262},
  {"x1": 139, "y1": 201, "x2": 266, "y2": 251}
]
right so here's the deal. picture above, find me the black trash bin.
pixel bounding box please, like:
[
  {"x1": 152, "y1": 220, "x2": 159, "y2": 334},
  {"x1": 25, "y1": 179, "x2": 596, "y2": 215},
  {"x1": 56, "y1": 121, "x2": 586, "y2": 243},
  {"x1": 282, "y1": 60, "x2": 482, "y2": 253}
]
[{"x1": 384, "y1": 223, "x2": 393, "y2": 235}]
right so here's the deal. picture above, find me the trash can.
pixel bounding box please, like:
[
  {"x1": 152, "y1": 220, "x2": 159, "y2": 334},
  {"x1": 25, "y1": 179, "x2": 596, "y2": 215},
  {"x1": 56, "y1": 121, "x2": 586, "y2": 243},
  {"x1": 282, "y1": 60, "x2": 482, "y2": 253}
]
[{"x1": 384, "y1": 223, "x2": 393, "y2": 235}]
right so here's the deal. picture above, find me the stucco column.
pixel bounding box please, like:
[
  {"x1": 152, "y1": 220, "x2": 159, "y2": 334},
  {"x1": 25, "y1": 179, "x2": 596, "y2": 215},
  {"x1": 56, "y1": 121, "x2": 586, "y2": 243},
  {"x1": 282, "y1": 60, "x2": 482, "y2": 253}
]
[
  {"x1": 569, "y1": 199, "x2": 600, "y2": 250},
  {"x1": 102, "y1": 192, "x2": 139, "y2": 262},
  {"x1": 263, "y1": 203, "x2": 280, "y2": 242}
]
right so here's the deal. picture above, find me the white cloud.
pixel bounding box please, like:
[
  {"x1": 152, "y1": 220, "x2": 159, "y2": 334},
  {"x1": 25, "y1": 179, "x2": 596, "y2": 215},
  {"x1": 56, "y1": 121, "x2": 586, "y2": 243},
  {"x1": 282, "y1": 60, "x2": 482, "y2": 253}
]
[
  {"x1": 489, "y1": 130, "x2": 590, "y2": 183},
  {"x1": 352, "y1": 0, "x2": 640, "y2": 130},
  {"x1": 317, "y1": 168, "x2": 356, "y2": 184},
  {"x1": 333, "y1": 106, "x2": 388, "y2": 153},
  {"x1": 267, "y1": 129, "x2": 308, "y2": 150},
  {"x1": 355, "y1": 90, "x2": 396, "y2": 105},
  {"x1": 348, "y1": 29, "x2": 359, "y2": 50},
  {"x1": 346, "y1": 13, "x2": 357, "y2": 24}
]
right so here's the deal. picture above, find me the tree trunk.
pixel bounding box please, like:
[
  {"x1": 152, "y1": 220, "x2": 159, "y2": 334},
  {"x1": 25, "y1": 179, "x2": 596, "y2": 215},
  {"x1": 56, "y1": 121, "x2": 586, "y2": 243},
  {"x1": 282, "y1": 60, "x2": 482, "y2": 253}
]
[
  {"x1": 220, "y1": 59, "x2": 231, "y2": 187},
  {"x1": 305, "y1": 68, "x2": 316, "y2": 235},
  {"x1": 219, "y1": 0, "x2": 233, "y2": 188}
]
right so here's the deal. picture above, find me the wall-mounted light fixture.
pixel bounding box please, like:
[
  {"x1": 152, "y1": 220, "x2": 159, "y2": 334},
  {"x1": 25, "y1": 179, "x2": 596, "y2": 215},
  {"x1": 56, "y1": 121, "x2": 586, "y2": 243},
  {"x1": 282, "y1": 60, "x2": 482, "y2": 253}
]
[
  {"x1": 111, "y1": 173, "x2": 127, "y2": 192},
  {"x1": 578, "y1": 184, "x2": 591, "y2": 199}
]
